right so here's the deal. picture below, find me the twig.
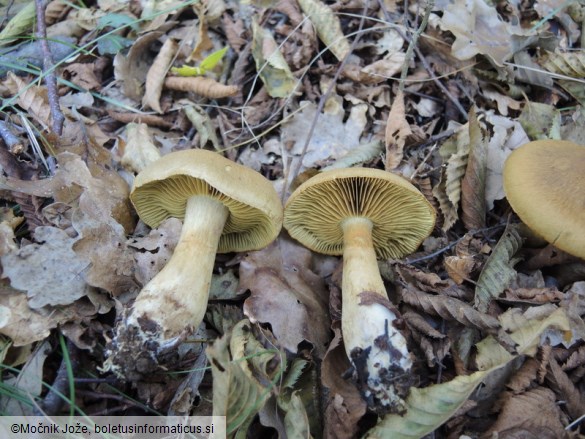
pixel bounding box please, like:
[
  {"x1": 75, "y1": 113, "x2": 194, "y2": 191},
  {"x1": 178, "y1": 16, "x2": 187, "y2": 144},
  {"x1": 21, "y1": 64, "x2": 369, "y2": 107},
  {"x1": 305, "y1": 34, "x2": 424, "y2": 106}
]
[
  {"x1": 378, "y1": 0, "x2": 468, "y2": 121},
  {"x1": 0, "y1": 120, "x2": 24, "y2": 153},
  {"x1": 34, "y1": 0, "x2": 64, "y2": 136},
  {"x1": 289, "y1": 0, "x2": 370, "y2": 186},
  {"x1": 399, "y1": 0, "x2": 433, "y2": 92}
]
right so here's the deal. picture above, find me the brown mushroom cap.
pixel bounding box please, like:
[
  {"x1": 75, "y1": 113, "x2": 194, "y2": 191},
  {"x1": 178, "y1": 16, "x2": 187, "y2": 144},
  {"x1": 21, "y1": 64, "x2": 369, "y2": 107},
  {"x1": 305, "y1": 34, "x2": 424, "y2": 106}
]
[
  {"x1": 503, "y1": 139, "x2": 585, "y2": 259},
  {"x1": 284, "y1": 167, "x2": 436, "y2": 259},
  {"x1": 130, "y1": 149, "x2": 283, "y2": 253}
]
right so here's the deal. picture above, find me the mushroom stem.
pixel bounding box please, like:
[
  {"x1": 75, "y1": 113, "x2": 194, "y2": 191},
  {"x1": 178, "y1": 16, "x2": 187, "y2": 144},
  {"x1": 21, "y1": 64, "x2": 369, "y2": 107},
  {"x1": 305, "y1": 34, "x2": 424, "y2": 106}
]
[
  {"x1": 341, "y1": 217, "x2": 413, "y2": 412},
  {"x1": 128, "y1": 195, "x2": 229, "y2": 340}
]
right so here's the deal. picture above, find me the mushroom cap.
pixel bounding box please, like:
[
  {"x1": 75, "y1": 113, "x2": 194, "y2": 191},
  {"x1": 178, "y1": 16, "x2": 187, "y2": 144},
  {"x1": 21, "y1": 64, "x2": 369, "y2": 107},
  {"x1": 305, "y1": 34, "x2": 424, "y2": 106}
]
[
  {"x1": 503, "y1": 139, "x2": 585, "y2": 259},
  {"x1": 130, "y1": 149, "x2": 283, "y2": 253},
  {"x1": 284, "y1": 167, "x2": 436, "y2": 259}
]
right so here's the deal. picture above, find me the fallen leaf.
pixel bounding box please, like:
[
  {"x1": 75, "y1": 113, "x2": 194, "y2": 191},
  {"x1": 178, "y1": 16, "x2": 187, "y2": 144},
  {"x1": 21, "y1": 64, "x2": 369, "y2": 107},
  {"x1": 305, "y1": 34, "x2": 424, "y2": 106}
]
[
  {"x1": 143, "y1": 38, "x2": 178, "y2": 113},
  {"x1": 0, "y1": 287, "x2": 71, "y2": 346},
  {"x1": 385, "y1": 90, "x2": 412, "y2": 171},
  {"x1": 281, "y1": 98, "x2": 368, "y2": 169},
  {"x1": 240, "y1": 235, "x2": 331, "y2": 358},
  {"x1": 1, "y1": 227, "x2": 91, "y2": 309},
  {"x1": 251, "y1": 20, "x2": 296, "y2": 98}
]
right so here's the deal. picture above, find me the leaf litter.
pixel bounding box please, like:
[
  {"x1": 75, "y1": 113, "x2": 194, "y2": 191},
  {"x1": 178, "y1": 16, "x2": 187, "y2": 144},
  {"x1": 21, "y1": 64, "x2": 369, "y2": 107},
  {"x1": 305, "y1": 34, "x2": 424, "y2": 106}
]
[{"x1": 0, "y1": 0, "x2": 585, "y2": 436}]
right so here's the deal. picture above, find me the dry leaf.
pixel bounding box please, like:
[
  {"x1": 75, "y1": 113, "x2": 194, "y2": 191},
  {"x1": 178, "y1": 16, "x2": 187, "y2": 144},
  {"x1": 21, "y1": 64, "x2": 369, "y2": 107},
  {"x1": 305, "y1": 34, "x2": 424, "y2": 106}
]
[
  {"x1": 251, "y1": 20, "x2": 296, "y2": 98},
  {"x1": 0, "y1": 288, "x2": 71, "y2": 346},
  {"x1": 1, "y1": 227, "x2": 91, "y2": 309},
  {"x1": 143, "y1": 38, "x2": 178, "y2": 113},
  {"x1": 121, "y1": 123, "x2": 162, "y2": 173},
  {"x1": 297, "y1": 0, "x2": 349, "y2": 61},
  {"x1": 401, "y1": 287, "x2": 500, "y2": 333},
  {"x1": 439, "y1": 0, "x2": 535, "y2": 66},
  {"x1": 240, "y1": 236, "x2": 331, "y2": 358},
  {"x1": 444, "y1": 255, "x2": 478, "y2": 284},
  {"x1": 164, "y1": 76, "x2": 238, "y2": 98},
  {"x1": 486, "y1": 387, "x2": 566, "y2": 437},
  {"x1": 113, "y1": 31, "x2": 163, "y2": 101},
  {"x1": 322, "y1": 328, "x2": 366, "y2": 439},
  {"x1": 461, "y1": 108, "x2": 487, "y2": 230},
  {"x1": 384, "y1": 90, "x2": 411, "y2": 171},
  {"x1": 281, "y1": 98, "x2": 368, "y2": 169}
]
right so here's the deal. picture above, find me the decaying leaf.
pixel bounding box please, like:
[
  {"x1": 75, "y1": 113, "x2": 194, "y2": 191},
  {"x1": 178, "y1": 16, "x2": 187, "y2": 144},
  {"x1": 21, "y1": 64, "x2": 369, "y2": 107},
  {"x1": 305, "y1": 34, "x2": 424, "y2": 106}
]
[
  {"x1": 164, "y1": 76, "x2": 238, "y2": 98},
  {"x1": 460, "y1": 108, "x2": 487, "y2": 230},
  {"x1": 1, "y1": 227, "x2": 91, "y2": 309},
  {"x1": 0, "y1": 288, "x2": 72, "y2": 346},
  {"x1": 444, "y1": 255, "x2": 478, "y2": 284},
  {"x1": 475, "y1": 225, "x2": 523, "y2": 312},
  {"x1": 364, "y1": 307, "x2": 572, "y2": 438},
  {"x1": 384, "y1": 90, "x2": 411, "y2": 171},
  {"x1": 208, "y1": 319, "x2": 282, "y2": 437},
  {"x1": 239, "y1": 236, "x2": 331, "y2": 358},
  {"x1": 297, "y1": 0, "x2": 349, "y2": 61},
  {"x1": 251, "y1": 20, "x2": 296, "y2": 98},
  {"x1": 486, "y1": 386, "x2": 566, "y2": 436}
]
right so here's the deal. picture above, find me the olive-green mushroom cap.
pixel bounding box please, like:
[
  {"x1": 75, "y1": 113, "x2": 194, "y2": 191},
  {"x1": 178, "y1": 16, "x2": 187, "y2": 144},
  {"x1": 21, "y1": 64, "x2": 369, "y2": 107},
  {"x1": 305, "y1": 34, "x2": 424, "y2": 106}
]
[
  {"x1": 503, "y1": 139, "x2": 585, "y2": 259},
  {"x1": 131, "y1": 149, "x2": 283, "y2": 253},
  {"x1": 284, "y1": 167, "x2": 436, "y2": 259}
]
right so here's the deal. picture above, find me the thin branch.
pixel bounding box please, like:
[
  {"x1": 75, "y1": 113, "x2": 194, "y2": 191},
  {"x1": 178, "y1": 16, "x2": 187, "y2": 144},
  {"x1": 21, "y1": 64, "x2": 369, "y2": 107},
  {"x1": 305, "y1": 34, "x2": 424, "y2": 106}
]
[
  {"x1": 0, "y1": 121, "x2": 24, "y2": 153},
  {"x1": 34, "y1": 0, "x2": 65, "y2": 136}
]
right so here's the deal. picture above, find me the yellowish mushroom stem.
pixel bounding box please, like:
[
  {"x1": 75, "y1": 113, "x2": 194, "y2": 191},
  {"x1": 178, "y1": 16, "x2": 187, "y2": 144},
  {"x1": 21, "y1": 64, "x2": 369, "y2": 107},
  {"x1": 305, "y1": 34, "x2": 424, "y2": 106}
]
[
  {"x1": 126, "y1": 195, "x2": 228, "y2": 342},
  {"x1": 341, "y1": 217, "x2": 413, "y2": 411}
]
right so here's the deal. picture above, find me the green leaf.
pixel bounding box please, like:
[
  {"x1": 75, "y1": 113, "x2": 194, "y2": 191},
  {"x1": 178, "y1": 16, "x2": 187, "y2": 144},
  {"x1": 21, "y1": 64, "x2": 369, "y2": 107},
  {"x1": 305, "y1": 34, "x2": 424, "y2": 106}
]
[
  {"x1": 474, "y1": 224, "x2": 523, "y2": 312},
  {"x1": 208, "y1": 319, "x2": 280, "y2": 436},
  {"x1": 0, "y1": 1, "x2": 35, "y2": 48},
  {"x1": 172, "y1": 47, "x2": 229, "y2": 77}
]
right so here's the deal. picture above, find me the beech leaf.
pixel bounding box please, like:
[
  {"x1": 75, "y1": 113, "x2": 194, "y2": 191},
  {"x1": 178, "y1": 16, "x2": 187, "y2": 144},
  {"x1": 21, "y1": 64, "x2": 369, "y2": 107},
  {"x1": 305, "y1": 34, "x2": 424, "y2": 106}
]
[
  {"x1": 461, "y1": 108, "x2": 487, "y2": 230},
  {"x1": 474, "y1": 225, "x2": 523, "y2": 312}
]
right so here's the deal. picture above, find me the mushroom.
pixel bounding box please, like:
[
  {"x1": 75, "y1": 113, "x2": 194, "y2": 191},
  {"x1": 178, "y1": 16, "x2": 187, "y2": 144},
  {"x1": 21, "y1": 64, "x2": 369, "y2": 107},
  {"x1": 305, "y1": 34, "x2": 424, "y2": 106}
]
[
  {"x1": 503, "y1": 139, "x2": 585, "y2": 259},
  {"x1": 283, "y1": 167, "x2": 435, "y2": 413},
  {"x1": 105, "y1": 149, "x2": 283, "y2": 379}
]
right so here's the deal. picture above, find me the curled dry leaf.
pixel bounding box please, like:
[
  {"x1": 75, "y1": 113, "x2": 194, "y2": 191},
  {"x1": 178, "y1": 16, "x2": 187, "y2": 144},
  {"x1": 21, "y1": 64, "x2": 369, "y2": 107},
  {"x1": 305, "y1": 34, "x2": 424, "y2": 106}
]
[
  {"x1": 239, "y1": 236, "x2": 331, "y2": 358},
  {"x1": 401, "y1": 287, "x2": 500, "y2": 333},
  {"x1": 444, "y1": 255, "x2": 478, "y2": 284},
  {"x1": 475, "y1": 225, "x2": 523, "y2": 312},
  {"x1": 143, "y1": 38, "x2": 178, "y2": 113},
  {"x1": 461, "y1": 108, "x2": 487, "y2": 230},
  {"x1": 114, "y1": 31, "x2": 163, "y2": 101},
  {"x1": 121, "y1": 123, "x2": 162, "y2": 173},
  {"x1": 164, "y1": 76, "x2": 238, "y2": 98}
]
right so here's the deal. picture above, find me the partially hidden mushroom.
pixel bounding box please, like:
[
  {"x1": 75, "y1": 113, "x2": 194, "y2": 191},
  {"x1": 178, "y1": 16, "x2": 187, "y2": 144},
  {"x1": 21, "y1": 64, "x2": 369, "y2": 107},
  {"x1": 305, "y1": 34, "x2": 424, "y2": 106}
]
[
  {"x1": 503, "y1": 139, "x2": 585, "y2": 260},
  {"x1": 105, "y1": 149, "x2": 283, "y2": 380},
  {"x1": 284, "y1": 167, "x2": 435, "y2": 414}
]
